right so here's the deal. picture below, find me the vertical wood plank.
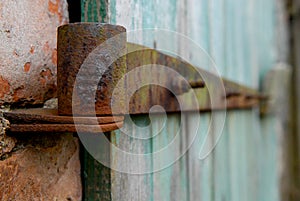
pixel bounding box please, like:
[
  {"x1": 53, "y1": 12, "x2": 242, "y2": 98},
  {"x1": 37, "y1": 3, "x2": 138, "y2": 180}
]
[
  {"x1": 292, "y1": 0, "x2": 300, "y2": 198},
  {"x1": 212, "y1": 115, "x2": 231, "y2": 201},
  {"x1": 81, "y1": 0, "x2": 108, "y2": 22},
  {"x1": 260, "y1": 116, "x2": 280, "y2": 201},
  {"x1": 108, "y1": 1, "x2": 154, "y2": 201},
  {"x1": 223, "y1": 1, "x2": 252, "y2": 201},
  {"x1": 79, "y1": 1, "x2": 111, "y2": 201},
  {"x1": 288, "y1": 0, "x2": 300, "y2": 200},
  {"x1": 207, "y1": 1, "x2": 232, "y2": 201},
  {"x1": 261, "y1": 67, "x2": 292, "y2": 199},
  {"x1": 108, "y1": 1, "x2": 190, "y2": 201},
  {"x1": 187, "y1": 113, "x2": 213, "y2": 201},
  {"x1": 97, "y1": 0, "x2": 283, "y2": 201},
  {"x1": 111, "y1": 115, "x2": 153, "y2": 201},
  {"x1": 152, "y1": 113, "x2": 189, "y2": 201},
  {"x1": 185, "y1": 1, "x2": 214, "y2": 201},
  {"x1": 82, "y1": 136, "x2": 112, "y2": 201}
]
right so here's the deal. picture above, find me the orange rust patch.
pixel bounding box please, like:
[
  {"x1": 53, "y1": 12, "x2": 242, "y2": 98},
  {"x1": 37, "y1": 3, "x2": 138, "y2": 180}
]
[
  {"x1": 43, "y1": 42, "x2": 50, "y2": 53},
  {"x1": 24, "y1": 62, "x2": 31, "y2": 73},
  {"x1": 52, "y1": 49, "x2": 57, "y2": 65},
  {"x1": 0, "y1": 76, "x2": 10, "y2": 98},
  {"x1": 40, "y1": 78, "x2": 47, "y2": 85},
  {"x1": 40, "y1": 69, "x2": 53, "y2": 85},
  {"x1": 30, "y1": 46, "x2": 35, "y2": 54},
  {"x1": 12, "y1": 86, "x2": 25, "y2": 102},
  {"x1": 48, "y1": 0, "x2": 63, "y2": 23},
  {"x1": 40, "y1": 69, "x2": 53, "y2": 78}
]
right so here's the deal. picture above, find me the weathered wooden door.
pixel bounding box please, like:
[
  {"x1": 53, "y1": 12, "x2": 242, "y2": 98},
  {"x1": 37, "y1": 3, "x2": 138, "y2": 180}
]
[{"x1": 80, "y1": 0, "x2": 290, "y2": 200}]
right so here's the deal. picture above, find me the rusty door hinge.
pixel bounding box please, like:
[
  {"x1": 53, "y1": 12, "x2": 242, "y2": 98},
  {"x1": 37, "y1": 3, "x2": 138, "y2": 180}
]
[{"x1": 4, "y1": 23, "x2": 266, "y2": 133}]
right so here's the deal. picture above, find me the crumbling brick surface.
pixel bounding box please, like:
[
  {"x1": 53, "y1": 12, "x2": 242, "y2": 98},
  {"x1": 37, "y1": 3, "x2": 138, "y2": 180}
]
[
  {"x1": 0, "y1": 112, "x2": 16, "y2": 160},
  {"x1": 0, "y1": 1, "x2": 82, "y2": 200},
  {"x1": 0, "y1": 0, "x2": 69, "y2": 106},
  {"x1": 0, "y1": 134, "x2": 82, "y2": 201}
]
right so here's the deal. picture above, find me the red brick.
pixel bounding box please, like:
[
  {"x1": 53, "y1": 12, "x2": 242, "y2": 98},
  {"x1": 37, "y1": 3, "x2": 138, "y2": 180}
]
[
  {"x1": 0, "y1": 134, "x2": 82, "y2": 201},
  {"x1": 0, "y1": 76, "x2": 10, "y2": 99},
  {"x1": 0, "y1": 0, "x2": 69, "y2": 106},
  {"x1": 24, "y1": 62, "x2": 31, "y2": 73}
]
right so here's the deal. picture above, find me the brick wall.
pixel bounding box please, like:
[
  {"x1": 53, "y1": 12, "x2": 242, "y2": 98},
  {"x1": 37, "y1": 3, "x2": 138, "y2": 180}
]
[
  {"x1": 0, "y1": 1, "x2": 82, "y2": 200},
  {"x1": 0, "y1": 0, "x2": 68, "y2": 106}
]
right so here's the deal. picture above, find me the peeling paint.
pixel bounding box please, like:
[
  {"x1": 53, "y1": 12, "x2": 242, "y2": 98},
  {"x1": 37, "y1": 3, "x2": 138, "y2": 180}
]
[
  {"x1": 0, "y1": 0, "x2": 68, "y2": 106},
  {"x1": 43, "y1": 41, "x2": 50, "y2": 53},
  {"x1": 40, "y1": 68, "x2": 53, "y2": 79},
  {"x1": 48, "y1": 0, "x2": 63, "y2": 23},
  {"x1": 12, "y1": 86, "x2": 25, "y2": 102},
  {"x1": 30, "y1": 45, "x2": 35, "y2": 54},
  {"x1": 52, "y1": 49, "x2": 57, "y2": 65},
  {"x1": 24, "y1": 62, "x2": 31, "y2": 73},
  {"x1": 0, "y1": 76, "x2": 10, "y2": 99},
  {"x1": 40, "y1": 68, "x2": 53, "y2": 85}
]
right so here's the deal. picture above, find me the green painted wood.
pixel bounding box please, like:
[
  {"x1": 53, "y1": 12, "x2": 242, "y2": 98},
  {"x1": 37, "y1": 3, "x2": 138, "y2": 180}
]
[
  {"x1": 186, "y1": 113, "x2": 213, "y2": 201},
  {"x1": 223, "y1": 2, "x2": 249, "y2": 201},
  {"x1": 220, "y1": 2, "x2": 254, "y2": 201},
  {"x1": 260, "y1": 116, "x2": 280, "y2": 201},
  {"x1": 81, "y1": 0, "x2": 284, "y2": 200},
  {"x1": 212, "y1": 114, "x2": 231, "y2": 201},
  {"x1": 152, "y1": 113, "x2": 189, "y2": 201},
  {"x1": 80, "y1": 1, "x2": 110, "y2": 201},
  {"x1": 111, "y1": 115, "x2": 153, "y2": 201},
  {"x1": 81, "y1": 0, "x2": 108, "y2": 22},
  {"x1": 82, "y1": 137, "x2": 112, "y2": 201},
  {"x1": 220, "y1": 1, "x2": 279, "y2": 201},
  {"x1": 184, "y1": 2, "x2": 214, "y2": 201},
  {"x1": 207, "y1": 2, "x2": 231, "y2": 201}
]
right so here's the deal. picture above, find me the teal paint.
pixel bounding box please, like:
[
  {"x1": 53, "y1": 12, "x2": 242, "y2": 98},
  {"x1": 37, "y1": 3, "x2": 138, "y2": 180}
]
[
  {"x1": 212, "y1": 114, "x2": 231, "y2": 201},
  {"x1": 80, "y1": 1, "x2": 110, "y2": 201},
  {"x1": 82, "y1": 138, "x2": 112, "y2": 201},
  {"x1": 224, "y1": 2, "x2": 250, "y2": 201},
  {"x1": 111, "y1": 115, "x2": 153, "y2": 201},
  {"x1": 82, "y1": 0, "x2": 282, "y2": 200},
  {"x1": 187, "y1": 114, "x2": 213, "y2": 201},
  {"x1": 208, "y1": 2, "x2": 231, "y2": 200},
  {"x1": 81, "y1": 0, "x2": 108, "y2": 22},
  {"x1": 185, "y1": 0, "x2": 210, "y2": 70},
  {"x1": 260, "y1": 116, "x2": 280, "y2": 201},
  {"x1": 108, "y1": 0, "x2": 116, "y2": 24},
  {"x1": 152, "y1": 114, "x2": 181, "y2": 201},
  {"x1": 141, "y1": 0, "x2": 156, "y2": 29}
]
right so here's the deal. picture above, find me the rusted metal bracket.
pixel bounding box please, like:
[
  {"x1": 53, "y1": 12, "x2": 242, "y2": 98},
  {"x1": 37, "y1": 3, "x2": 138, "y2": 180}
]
[
  {"x1": 124, "y1": 42, "x2": 266, "y2": 114},
  {"x1": 3, "y1": 109, "x2": 123, "y2": 133},
  {"x1": 4, "y1": 23, "x2": 266, "y2": 133},
  {"x1": 5, "y1": 23, "x2": 127, "y2": 134}
]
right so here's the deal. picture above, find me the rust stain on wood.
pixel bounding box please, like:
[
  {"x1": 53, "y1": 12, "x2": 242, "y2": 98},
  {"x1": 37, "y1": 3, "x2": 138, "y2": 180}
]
[{"x1": 125, "y1": 43, "x2": 262, "y2": 114}]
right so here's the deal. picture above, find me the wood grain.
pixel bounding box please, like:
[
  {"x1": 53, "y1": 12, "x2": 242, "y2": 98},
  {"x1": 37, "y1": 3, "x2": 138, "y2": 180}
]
[
  {"x1": 111, "y1": 115, "x2": 153, "y2": 201},
  {"x1": 81, "y1": 0, "x2": 285, "y2": 200}
]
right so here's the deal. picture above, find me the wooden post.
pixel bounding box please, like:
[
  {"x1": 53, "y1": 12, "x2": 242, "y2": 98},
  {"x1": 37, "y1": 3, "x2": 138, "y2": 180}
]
[{"x1": 289, "y1": 0, "x2": 300, "y2": 199}]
